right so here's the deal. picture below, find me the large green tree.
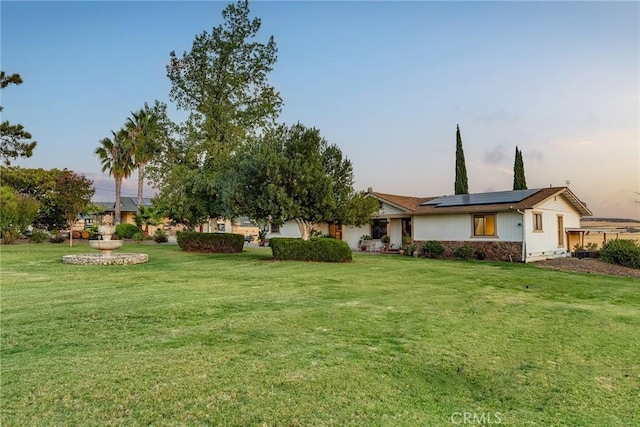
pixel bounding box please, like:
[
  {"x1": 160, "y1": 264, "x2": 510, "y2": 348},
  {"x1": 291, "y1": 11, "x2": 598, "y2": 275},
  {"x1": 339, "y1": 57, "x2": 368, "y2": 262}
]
[
  {"x1": 454, "y1": 124, "x2": 469, "y2": 195},
  {"x1": 0, "y1": 72, "x2": 37, "y2": 165},
  {"x1": 0, "y1": 185, "x2": 40, "y2": 244},
  {"x1": 226, "y1": 123, "x2": 379, "y2": 240},
  {"x1": 513, "y1": 146, "x2": 527, "y2": 190},
  {"x1": 0, "y1": 166, "x2": 67, "y2": 231},
  {"x1": 95, "y1": 130, "x2": 134, "y2": 224},
  {"x1": 153, "y1": 0, "x2": 282, "y2": 224},
  {"x1": 55, "y1": 170, "x2": 95, "y2": 247}
]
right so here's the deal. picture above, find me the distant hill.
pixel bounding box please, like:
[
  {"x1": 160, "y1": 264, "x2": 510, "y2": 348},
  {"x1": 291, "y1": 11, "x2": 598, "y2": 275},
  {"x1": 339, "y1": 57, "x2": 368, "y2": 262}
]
[{"x1": 583, "y1": 217, "x2": 640, "y2": 224}]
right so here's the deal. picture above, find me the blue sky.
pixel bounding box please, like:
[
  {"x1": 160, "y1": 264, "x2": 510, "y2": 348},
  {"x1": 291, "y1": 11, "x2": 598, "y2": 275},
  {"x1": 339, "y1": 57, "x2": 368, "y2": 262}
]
[{"x1": 2, "y1": 1, "x2": 639, "y2": 219}]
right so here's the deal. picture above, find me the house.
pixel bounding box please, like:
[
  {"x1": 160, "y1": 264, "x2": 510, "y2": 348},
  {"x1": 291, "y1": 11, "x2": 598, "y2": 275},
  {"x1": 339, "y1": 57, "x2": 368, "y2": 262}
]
[
  {"x1": 265, "y1": 187, "x2": 593, "y2": 262},
  {"x1": 97, "y1": 198, "x2": 259, "y2": 239},
  {"x1": 95, "y1": 197, "x2": 178, "y2": 235}
]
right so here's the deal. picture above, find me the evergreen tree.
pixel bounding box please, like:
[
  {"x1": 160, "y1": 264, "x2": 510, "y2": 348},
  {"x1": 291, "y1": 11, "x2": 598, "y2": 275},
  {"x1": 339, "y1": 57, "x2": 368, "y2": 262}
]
[
  {"x1": 1, "y1": 72, "x2": 37, "y2": 165},
  {"x1": 454, "y1": 124, "x2": 469, "y2": 195},
  {"x1": 513, "y1": 146, "x2": 527, "y2": 190}
]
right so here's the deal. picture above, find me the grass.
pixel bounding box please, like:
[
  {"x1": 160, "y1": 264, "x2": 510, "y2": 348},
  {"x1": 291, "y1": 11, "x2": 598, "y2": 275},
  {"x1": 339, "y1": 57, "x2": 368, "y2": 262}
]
[{"x1": 1, "y1": 242, "x2": 638, "y2": 426}]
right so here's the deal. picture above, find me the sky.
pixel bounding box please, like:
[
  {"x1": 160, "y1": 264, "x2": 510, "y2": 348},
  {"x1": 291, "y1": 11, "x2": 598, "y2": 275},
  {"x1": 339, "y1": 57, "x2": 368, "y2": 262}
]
[{"x1": 2, "y1": 1, "x2": 639, "y2": 219}]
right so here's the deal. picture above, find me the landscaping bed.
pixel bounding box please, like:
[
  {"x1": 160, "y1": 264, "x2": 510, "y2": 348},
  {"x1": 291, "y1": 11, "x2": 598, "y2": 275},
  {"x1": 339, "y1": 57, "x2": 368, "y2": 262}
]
[{"x1": 534, "y1": 257, "x2": 640, "y2": 278}]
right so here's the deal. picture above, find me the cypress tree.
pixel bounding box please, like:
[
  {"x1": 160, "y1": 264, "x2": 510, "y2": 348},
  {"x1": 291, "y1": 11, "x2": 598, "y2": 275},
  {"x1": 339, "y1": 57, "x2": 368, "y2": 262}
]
[
  {"x1": 454, "y1": 124, "x2": 469, "y2": 195},
  {"x1": 513, "y1": 146, "x2": 527, "y2": 190}
]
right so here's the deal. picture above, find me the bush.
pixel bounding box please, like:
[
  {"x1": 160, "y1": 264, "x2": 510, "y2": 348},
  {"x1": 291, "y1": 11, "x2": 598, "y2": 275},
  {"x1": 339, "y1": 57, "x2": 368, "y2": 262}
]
[
  {"x1": 115, "y1": 223, "x2": 140, "y2": 239},
  {"x1": 48, "y1": 233, "x2": 66, "y2": 244},
  {"x1": 599, "y1": 239, "x2": 640, "y2": 269},
  {"x1": 270, "y1": 237, "x2": 352, "y2": 262},
  {"x1": 29, "y1": 230, "x2": 49, "y2": 243},
  {"x1": 132, "y1": 232, "x2": 145, "y2": 244},
  {"x1": 422, "y1": 240, "x2": 445, "y2": 258},
  {"x1": 177, "y1": 231, "x2": 243, "y2": 253},
  {"x1": 454, "y1": 245, "x2": 474, "y2": 260},
  {"x1": 154, "y1": 229, "x2": 169, "y2": 243}
]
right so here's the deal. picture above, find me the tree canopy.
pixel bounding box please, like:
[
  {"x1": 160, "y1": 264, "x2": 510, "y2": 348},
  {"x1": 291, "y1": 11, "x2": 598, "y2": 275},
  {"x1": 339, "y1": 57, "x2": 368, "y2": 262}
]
[
  {"x1": 454, "y1": 124, "x2": 469, "y2": 195},
  {"x1": 513, "y1": 146, "x2": 527, "y2": 190},
  {"x1": 226, "y1": 123, "x2": 379, "y2": 239},
  {"x1": 0, "y1": 71, "x2": 37, "y2": 165},
  {"x1": 151, "y1": 0, "x2": 282, "y2": 227},
  {"x1": 55, "y1": 170, "x2": 95, "y2": 246}
]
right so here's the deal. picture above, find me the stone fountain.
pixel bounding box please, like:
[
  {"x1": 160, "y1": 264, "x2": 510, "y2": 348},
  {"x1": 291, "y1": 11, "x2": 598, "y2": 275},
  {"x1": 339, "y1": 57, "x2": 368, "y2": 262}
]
[
  {"x1": 62, "y1": 215, "x2": 148, "y2": 265},
  {"x1": 89, "y1": 224, "x2": 123, "y2": 257}
]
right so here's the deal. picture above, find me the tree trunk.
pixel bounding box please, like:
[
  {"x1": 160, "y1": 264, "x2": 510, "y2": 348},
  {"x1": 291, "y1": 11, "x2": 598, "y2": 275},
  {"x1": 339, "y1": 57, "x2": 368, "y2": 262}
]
[
  {"x1": 137, "y1": 162, "x2": 145, "y2": 208},
  {"x1": 115, "y1": 177, "x2": 122, "y2": 225},
  {"x1": 69, "y1": 220, "x2": 73, "y2": 247},
  {"x1": 294, "y1": 218, "x2": 313, "y2": 240}
]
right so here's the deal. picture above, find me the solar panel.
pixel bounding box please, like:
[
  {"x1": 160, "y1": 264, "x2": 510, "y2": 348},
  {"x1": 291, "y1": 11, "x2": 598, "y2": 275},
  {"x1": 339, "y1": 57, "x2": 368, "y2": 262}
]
[{"x1": 420, "y1": 189, "x2": 540, "y2": 207}]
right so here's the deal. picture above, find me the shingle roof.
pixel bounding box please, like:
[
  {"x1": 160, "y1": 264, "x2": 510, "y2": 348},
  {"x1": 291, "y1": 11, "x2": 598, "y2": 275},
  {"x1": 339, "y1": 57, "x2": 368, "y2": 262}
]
[
  {"x1": 96, "y1": 197, "x2": 154, "y2": 213},
  {"x1": 369, "y1": 192, "x2": 436, "y2": 212},
  {"x1": 371, "y1": 187, "x2": 591, "y2": 216}
]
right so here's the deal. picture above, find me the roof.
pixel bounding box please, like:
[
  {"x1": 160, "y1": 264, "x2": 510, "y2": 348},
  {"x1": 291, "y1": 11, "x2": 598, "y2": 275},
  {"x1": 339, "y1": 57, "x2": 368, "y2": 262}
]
[
  {"x1": 369, "y1": 192, "x2": 436, "y2": 211},
  {"x1": 370, "y1": 187, "x2": 592, "y2": 217},
  {"x1": 96, "y1": 197, "x2": 154, "y2": 213}
]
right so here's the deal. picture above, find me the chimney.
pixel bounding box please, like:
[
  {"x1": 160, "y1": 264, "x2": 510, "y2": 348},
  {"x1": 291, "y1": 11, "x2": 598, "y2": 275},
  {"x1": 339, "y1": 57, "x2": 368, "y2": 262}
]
[{"x1": 367, "y1": 187, "x2": 373, "y2": 193}]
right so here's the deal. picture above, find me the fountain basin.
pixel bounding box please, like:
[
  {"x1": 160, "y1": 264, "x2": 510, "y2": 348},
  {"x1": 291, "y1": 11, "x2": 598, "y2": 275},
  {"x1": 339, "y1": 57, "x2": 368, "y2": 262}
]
[
  {"x1": 62, "y1": 253, "x2": 149, "y2": 265},
  {"x1": 89, "y1": 239, "x2": 124, "y2": 255}
]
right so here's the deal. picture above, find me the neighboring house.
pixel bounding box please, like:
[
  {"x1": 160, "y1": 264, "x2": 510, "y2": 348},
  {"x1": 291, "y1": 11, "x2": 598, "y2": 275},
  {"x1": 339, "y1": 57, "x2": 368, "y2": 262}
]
[
  {"x1": 265, "y1": 187, "x2": 593, "y2": 262},
  {"x1": 97, "y1": 198, "x2": 259, "y2": 238},
  {"x1": 96, "y1": 197, "x2": 179, "y2": 235}
]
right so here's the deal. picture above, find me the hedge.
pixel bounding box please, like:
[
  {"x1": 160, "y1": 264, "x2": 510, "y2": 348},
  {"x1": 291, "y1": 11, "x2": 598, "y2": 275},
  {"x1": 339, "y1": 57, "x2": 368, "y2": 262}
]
[
  {"x1": 599, "y1": 239, "x2": 640, "y2": 269},
  {"x1": 177, "y1": 231, "x2": 244, "y2": 253},
  {"x1": 115, "y1": 223, "x2": 140, "y2": 239},
  {"x1": 270, "y1": 237, "x2": 352, "y2": 262}
]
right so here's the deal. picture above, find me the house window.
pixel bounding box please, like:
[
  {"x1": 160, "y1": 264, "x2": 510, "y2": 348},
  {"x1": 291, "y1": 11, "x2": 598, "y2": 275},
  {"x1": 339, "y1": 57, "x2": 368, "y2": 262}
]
[
  {"x1": 217, "y1": 223, "x2": 226, "y2": 232},
  {"x1": 473, "y1": 214, "x2": 496, "y2": 237},
  {"x1": 371, "y1": 219, "x2": 387, "y2": 239},
  {"x1": 557, "y1": 215, "x2": 564, "y2": 247},
  {"x1": 533, "y1": 212, "x2": 543, "y2": 232},
  {"x1": 270, "y1": 223, "x2": 280, "y2": 234}
]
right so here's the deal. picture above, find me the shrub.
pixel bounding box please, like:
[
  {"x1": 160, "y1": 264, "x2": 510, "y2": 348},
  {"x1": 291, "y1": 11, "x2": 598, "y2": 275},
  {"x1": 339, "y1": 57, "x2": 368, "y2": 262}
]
[
  {"x1": 406, "y1": 243, "x2": 417, "y2": 256},
  {"x1": 29, "y1": 230, "x2": 49, "y2": 243},
  {"x1": 177, "y1": 231, "x2": 244, "y2": 253},
  {"x1": 115, "y1": 223, "x2": 140, "y2": 239},
  {"x1": 154, "y1": 229, "x2": 169, "y2": 243},
  {"x1": 270, "y1": 237, "x2": 352, "y2": 262},
  {"x1": 132, "y1": 232, "x2": 145, "y2": 244},
  {"x1": 422, "y1": 240, "x2": 445, "y2": 258},
  {"x1": 599, "y1": 239, "x2": 640, "y2": 269},
  {"x1": 48, "y1": 233, "x2": 66, "y2": 244},
  {"x1": 454, "y1": 245, "x2": 474, "y2": 260}
]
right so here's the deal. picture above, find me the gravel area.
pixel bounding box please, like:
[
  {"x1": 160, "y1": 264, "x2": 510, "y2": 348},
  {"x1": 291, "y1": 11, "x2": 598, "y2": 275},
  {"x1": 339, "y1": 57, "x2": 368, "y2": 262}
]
[{"x1": 533, "y1": 257, "x2": 640, "y2": 278}]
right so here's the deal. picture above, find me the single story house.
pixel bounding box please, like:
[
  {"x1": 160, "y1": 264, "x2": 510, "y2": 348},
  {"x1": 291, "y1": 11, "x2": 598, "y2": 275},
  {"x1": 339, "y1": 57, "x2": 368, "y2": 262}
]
[{"x1": 265, "y1": 187, "x2": 593, "y2": 262}]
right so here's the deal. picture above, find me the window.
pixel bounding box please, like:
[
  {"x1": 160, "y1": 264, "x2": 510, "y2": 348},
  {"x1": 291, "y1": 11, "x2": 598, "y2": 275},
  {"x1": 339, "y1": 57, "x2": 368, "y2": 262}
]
[
  {"x1": 533, "y1": 212, "x2": 543, "y2": 232},
  {"x1": 371, "y1": 219, "x2": 387, "y2": 239},
  {"x1": 217, "y1": 223, "x2": 226, "y2": 232},
  {"x1": 270, "y1": 223, "x2": 280, "y2": 234},
  {"x1": 473, "y1": 214, "x2": 496, "y2": 237},
  {"x1": 557, "y1": 216, "x2": 564, "y2": 247}
]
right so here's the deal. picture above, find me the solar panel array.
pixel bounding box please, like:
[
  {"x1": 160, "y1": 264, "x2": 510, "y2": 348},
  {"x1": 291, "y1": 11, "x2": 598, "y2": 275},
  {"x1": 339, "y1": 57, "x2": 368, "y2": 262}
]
[{"x1": 420, "y1": 188, "x2": 540, "y2": 207}]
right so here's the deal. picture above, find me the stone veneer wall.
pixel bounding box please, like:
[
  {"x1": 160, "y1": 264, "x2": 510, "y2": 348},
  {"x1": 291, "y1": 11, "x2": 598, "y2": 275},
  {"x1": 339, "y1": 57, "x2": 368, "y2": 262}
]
[{"x1": 413, "y1": 240, "x2": 523, "y2": 262}]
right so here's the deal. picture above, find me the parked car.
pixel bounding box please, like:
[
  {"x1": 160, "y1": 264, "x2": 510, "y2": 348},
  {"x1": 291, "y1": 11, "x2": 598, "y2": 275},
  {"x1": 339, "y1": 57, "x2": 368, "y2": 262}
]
[{"x1": 244, "y1": 234, "x2": 255, "y2": 243}]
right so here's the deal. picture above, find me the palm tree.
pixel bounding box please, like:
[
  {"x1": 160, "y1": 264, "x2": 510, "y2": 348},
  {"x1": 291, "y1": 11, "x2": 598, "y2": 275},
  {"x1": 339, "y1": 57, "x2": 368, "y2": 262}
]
[
  {"x1": 125, "y1": 108, "x2": 159, "y2": 208},
  {"x1": 94, "y1": 129, "x2": 134, "y2": 224},
  {"x1": 134, "y1": 204, "x2": 160, "y2": 235}
]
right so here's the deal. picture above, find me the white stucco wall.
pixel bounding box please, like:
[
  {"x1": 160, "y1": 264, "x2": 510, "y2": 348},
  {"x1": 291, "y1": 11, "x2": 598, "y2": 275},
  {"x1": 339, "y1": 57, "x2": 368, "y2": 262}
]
[
  {"x1": 343, "y1": 225, "x2": 370, "y2": 249},
  {"x1": 413, "y1": 212, "x2": 523, "y2": 242},
  {"x1": 524, "y1": 195, "x2": 581, "y2": 261},
  {"x1": 266, "y1": 221, "x2": 329, "y2": 239}
]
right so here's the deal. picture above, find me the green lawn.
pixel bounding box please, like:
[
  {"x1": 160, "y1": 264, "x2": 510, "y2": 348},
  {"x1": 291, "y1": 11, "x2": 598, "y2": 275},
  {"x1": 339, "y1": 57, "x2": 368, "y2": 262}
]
[{"x1": 1, "y1": 243, "x2": 638, "y2": 426}]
